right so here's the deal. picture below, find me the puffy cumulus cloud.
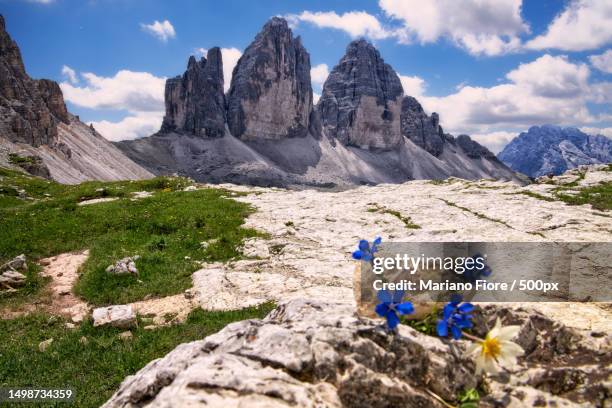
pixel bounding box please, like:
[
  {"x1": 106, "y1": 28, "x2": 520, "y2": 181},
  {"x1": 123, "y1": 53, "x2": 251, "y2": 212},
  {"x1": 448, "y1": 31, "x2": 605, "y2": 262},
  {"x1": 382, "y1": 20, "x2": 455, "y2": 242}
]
[
  {"x1": 60, "y1": 70, "x2": 165, "y2": 112},
  {"x1": 194, "y1": 47, "x2": 242, "y2": 92},
  {"x1": 505, "y1": 55, "x2": 590, "y2": 98},
  {"x1": 89, "y1": 112, "x2": 163, "y2": 142},
  {"x1": 61, "y1": 65, "x2": 78, "y2": 84},
  {"x1": 61, "y1": 69, "x2": 166, "y2": 141},
  {"x1": 286, "y1": 11, "x2": 393, "y2": 40},
  {"x1": 589, "y1": 49, "x2": 612, "y2": 74},
  {"x1": 580, "y1": 126, "x2": 612, "y2": 138},
  {"x1": 379, "y1": 0, "x2": 528, "y2": 56},
  {"x1": 470, "y1": 131, "x2": 519, "y2": 154},
  {"x1": 398, "y1": 74, "x2": 426, "y2": 98},
  {"x1": 418, "y1": 54, "x2": 606, "y2": 135},
  {"x1": 141, "y1": 20, "x2": 176, "y2": 42},
  {"x1": 525, "y1": 0, "x2": 612, "y2": 52},
  {"x1": 310, "y1": 63, "x2": 329, "y2": 89}
]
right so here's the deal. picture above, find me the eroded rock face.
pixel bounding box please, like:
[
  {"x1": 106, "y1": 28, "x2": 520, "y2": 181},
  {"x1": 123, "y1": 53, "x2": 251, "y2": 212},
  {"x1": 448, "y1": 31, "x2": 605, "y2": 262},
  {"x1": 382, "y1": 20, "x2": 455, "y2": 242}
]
[
  {"x1": 227, "y1": 17, "x2": 312, "y2": 141},
  {"x1": 103, "y1": 299, "x2": 476, "y2": 407},
  {"x1": 36, "y1": 79, "x2": 69, "y2": 124},
  {"x1": 0, "y1": 15, "x2": 68, "y2": 147},
  {"x1": 400, "y1": 96, "x2": 446, "y2": 157},
  {"x1": 318, "y1": 39, "x2": 404, "y2": 151},
  {"x1": 104, "y1": 299, "x2": 609, "y2": 407},
  {"x1": 161, "y1": 48, "x2": 226, "y2": 138}
]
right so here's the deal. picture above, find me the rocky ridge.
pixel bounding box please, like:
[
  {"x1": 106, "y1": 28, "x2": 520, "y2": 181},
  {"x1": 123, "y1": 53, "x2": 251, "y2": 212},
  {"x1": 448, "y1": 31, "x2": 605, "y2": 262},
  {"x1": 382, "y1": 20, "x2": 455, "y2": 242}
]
[
  {"x1": 117, "y1": 17, "x2": 519, "y2": 187},
  {"x1": 0, "y1": 14, "x2": 153, "y2": 183},
  {"x1": 400, "y1": 96, "x2": 446, "y2": 156},
  {"x1": 0, "y1": 15, "x2": 67, "y2": 147},
  {"x1": 499, "y1": 125, "x2": 612, "y2": 177}
]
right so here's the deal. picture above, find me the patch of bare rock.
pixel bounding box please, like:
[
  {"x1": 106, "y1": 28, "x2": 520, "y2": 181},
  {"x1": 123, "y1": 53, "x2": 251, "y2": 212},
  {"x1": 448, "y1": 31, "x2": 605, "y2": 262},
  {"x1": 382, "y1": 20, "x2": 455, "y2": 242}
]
[
  {"x1": 39, "y1": 250, "x2": 90, "y2": 322},
  {"x1": 188, "y1": 165, "x2": 612, "y2": 316}
]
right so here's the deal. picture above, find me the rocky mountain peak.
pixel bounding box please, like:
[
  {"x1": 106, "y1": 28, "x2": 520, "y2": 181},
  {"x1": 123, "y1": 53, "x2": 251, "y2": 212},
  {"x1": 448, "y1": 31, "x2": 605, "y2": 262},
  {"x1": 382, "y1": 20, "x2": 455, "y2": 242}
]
[
  {"x1": 498, "y1": 125, "x2": 612, "y2": 177},
  {"x1": 0, "y1": 14, "x2": 69, "y2": 147},
  {"x1": 317, "y1": 38, "x2": 404, "y2": 150},
  {"x1": 400, "y1": 96, "x2": 446, "y2": 156},
  {"x1": 161, "y1": 47, "x2": 226, "y2": 138},
  {"x1": 227, "y1": 17, "x2": 312, "y2": 141}
]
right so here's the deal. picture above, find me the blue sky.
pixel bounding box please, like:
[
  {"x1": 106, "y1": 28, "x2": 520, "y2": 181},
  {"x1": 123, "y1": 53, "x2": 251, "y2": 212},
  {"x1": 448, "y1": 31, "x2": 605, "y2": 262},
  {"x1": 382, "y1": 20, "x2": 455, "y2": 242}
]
[{"x1": 2, "y1": 0, "x2": 611, "y2": 152}]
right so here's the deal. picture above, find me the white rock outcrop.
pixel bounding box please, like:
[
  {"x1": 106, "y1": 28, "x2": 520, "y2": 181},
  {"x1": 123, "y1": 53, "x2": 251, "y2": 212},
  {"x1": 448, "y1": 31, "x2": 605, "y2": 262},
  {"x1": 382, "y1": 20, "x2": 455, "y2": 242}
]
[{"x1": 92, "y1": 305, "x2": 137, "y2": 329}]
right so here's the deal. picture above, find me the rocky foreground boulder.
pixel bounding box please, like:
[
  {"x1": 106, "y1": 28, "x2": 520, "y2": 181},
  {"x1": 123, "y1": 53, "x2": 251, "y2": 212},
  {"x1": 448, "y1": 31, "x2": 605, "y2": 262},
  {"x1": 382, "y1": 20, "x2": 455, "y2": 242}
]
[
  {"x1": 227, "y1": 17, "x2": 313, "y2": 141},
  {"x1": 103, "y1": 299, "x2": 609, "y2": 407}
]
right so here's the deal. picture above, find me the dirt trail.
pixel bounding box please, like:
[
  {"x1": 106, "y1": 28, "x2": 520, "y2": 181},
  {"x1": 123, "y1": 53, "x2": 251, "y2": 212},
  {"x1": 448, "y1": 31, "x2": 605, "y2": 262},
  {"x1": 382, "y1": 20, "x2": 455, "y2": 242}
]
[{"x1": 39, "y1": 250, "x2": 90, "y2": 322}]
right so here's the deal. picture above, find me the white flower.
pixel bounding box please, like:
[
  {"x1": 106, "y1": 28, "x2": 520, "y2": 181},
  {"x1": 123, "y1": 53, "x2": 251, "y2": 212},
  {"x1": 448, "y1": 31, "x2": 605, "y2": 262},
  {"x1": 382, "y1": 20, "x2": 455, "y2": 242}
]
[{"x1": 466, "y1": 318, "x2": 524, "y2": 375}]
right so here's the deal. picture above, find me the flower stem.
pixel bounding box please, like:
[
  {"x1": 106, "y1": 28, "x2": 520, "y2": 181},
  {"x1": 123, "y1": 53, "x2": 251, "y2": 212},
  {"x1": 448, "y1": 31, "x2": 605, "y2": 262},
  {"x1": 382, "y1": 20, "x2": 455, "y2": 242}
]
[
  {"x1": 462, "y1": 332, "x2": 484, "y2": 342},
  {"x1": 424, "y1": 388, "x2": 456, "y2": 408}
]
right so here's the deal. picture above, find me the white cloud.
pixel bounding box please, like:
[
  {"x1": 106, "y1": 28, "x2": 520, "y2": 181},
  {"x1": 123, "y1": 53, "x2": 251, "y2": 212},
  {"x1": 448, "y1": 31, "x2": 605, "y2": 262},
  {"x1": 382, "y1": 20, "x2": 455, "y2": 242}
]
[
  {"x1": 310, "y1": 63, "x2": 329, "y2": 89},
  {"x1": 89, "y1": 112, "x2": 163, "y2": 142},
  {"x1": 379, "y1": 0, "x2": 528, "y2": 56},
  {"x1": 313, "y1": 92, "x2": 321, "y2": 104},
  {"x1": 470, "y1": 131, "x2": 519, "y2": 154},
  {"x1": 60, "y1": 69, "x2": 166, "y2": 141},
  {"x1": 26, "y1": 0, "x2": 54, "y2": 3},
  {"x1": 589, "y1": 49, "x2": 612, "y2": 74},
  {"x1": 220, "y1": 47, "x2": 241, "y2": 92},
  {"x1": 60, "y1": 70, "x2": 165, "y2": 112},
  {"x1": 525, "y1": 0, "x2": 612, "y2": 51},
  {"x1": 61, "y1": 65, "x2": 78, "y2": 84},
  {"x1": 418, "y1": 54, "x2": 606, "y2": 136},
  {"x1": 580, "y1": 126, "x2": 612, "y2": 138},
  {"x1": 194, "y1": 47, "x2": 242, "y2": 92},
  {"x1": 141, "y1": 20, "x2": 176, "y2": 42},
  {"x1": 287, "y1": 11, "x2": 393, "y2": 40},
  {"x1": 505, "y1": 54, "x2": 590, "y2": 98},
  {"x1": 399, "y1": 74, "x2": 426, "y2": 98}
]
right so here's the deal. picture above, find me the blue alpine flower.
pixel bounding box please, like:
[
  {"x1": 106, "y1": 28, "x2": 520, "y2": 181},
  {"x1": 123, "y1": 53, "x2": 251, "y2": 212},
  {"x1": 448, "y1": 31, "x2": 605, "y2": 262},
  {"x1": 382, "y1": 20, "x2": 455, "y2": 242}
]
[
  {"x1": 461, "y1": 253, "x2": 492, "y2": 283},
  {"x1": 437, "y1": 294, "x2": 474, "y2": 339},
  {"x1": 375, "y1": 289, "x2": 414, "y2": 330},
  {"x1": 352, "y1": 237, "x2": 382, "y2": 262}
]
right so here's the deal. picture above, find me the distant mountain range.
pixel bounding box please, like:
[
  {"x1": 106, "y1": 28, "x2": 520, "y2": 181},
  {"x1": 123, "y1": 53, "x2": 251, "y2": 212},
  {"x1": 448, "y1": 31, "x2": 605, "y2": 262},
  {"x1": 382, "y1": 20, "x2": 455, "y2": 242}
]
[
  {"x1": 0, "y1": 15, "x2": 151, "y2": 183},
  {"x1": 4, "y1": 14, "x2": 564, "y2": 187},
  {"x1": 115, "y1": 17, "x2": 520, "y2": 187},
  {"x1": 498, "y1": 125, "x2": 612, "y2": 178}
]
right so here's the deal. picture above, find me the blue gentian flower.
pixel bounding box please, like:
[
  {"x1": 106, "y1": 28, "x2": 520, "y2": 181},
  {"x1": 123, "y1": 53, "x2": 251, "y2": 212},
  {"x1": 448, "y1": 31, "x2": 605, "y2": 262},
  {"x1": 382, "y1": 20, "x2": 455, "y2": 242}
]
[
  {"x1": 461, "y1": 253, "x2": 492, "y2": 283},
  {"x1": 352, "y1": 237, "x2": 382, "y2": 262},
  {"x1": 375, "y1": 289, "x2": 414, "y2": 330},
  {"x1": 437, "y1": 294, "x2": 474, "y2": 339}
]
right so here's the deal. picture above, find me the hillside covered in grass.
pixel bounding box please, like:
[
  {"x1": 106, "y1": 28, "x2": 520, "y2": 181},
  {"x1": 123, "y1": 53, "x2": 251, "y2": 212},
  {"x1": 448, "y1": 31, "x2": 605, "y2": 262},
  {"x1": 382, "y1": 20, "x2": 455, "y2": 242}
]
[{"x1": 0, "y1": 167, "x2": 273, "y2": 406}]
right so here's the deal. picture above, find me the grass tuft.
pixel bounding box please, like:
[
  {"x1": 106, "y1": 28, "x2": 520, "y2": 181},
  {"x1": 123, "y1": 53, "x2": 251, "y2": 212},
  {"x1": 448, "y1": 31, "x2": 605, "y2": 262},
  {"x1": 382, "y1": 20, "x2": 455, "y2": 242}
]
[{"x1": 367, "y1": 204, "x2": 421, "y2": 229}]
